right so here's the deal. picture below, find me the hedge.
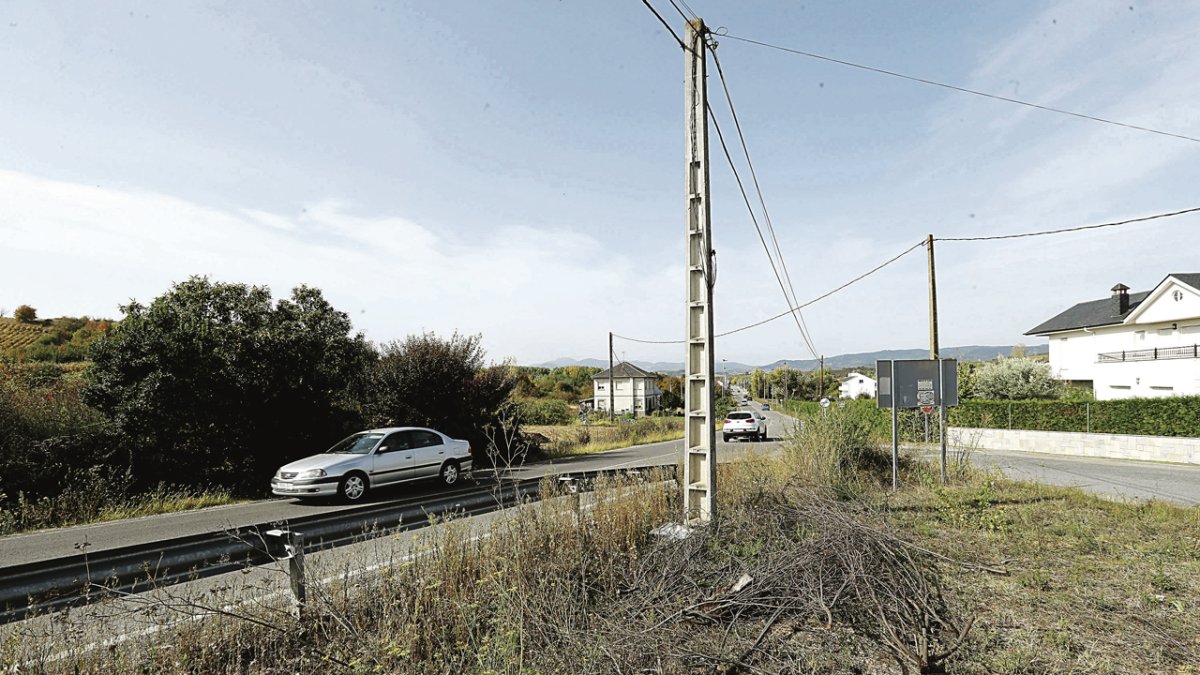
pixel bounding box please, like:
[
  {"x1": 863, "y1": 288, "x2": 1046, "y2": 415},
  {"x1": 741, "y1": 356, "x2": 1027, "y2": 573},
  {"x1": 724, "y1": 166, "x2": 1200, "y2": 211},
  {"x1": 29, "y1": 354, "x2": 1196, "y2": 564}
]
[
  {"x1": 948, "y1": 397, "x2": 1200, "y2": 438},
  {"x1": 779, "y1": 396, "x2": 1200, "y2": 439},
  {"x1": 515, "y1": 397, "x2": 573, "y2": 425}
]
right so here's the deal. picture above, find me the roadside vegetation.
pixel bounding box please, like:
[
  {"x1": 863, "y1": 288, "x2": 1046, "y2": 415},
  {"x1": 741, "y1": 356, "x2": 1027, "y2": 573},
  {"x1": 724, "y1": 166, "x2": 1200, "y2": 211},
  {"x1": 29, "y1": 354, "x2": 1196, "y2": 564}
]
[
  {"x1": 526, "y1": 416, "x2": 684, "y2": 458},
  {"x1": 12, "y1": 402, "x2": 1197, "y2": 673},
  {"x1": 1, "y1": 278, "x2": 525, "y2": 535}
]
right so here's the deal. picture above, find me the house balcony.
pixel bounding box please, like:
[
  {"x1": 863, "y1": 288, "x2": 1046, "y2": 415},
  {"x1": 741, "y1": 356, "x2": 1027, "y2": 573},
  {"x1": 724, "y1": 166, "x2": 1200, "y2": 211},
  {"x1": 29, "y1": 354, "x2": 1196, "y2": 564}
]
[{"x1": 1096, "y1": 344, "x2": 1200, "y2": 363}]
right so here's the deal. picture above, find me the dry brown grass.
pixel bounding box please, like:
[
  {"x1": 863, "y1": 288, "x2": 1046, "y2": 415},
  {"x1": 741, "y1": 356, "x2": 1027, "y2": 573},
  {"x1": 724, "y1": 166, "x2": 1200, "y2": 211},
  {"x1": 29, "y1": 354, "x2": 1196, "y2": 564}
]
[{"x1": 527, "y1": 417, "x2": 684, "y2": 458}]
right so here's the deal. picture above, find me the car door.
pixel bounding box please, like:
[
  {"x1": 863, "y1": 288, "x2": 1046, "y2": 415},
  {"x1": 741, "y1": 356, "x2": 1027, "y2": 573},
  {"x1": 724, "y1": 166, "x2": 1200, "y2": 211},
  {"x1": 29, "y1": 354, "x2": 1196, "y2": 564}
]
[
  {"x1": 410, "y1": 429, "x2": 447, "y2": 479},
  {"x1": 370, "y1": 431, "x2": 415, "y2": 486}
]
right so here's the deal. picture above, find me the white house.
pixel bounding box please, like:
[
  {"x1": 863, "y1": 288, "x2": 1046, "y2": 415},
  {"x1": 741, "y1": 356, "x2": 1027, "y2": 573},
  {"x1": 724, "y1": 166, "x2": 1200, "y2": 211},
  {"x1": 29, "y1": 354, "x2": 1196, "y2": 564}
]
[
  {"x1": 592, "y1": 362, "x2": 663, "y2": 416},
  {"x1": 1026, "y1": 273, "x2": 1200, "y2": 400},
  {"x1": 839, "y1": 372, "x2": 877, "y2": 399}
]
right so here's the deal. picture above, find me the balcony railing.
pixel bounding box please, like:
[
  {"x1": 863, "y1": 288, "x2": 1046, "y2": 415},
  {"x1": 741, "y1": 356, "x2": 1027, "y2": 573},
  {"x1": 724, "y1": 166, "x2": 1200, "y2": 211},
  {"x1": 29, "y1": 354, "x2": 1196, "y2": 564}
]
[{"x1": 1096, "y1": 344, "x2": 1200, "y2": 363}]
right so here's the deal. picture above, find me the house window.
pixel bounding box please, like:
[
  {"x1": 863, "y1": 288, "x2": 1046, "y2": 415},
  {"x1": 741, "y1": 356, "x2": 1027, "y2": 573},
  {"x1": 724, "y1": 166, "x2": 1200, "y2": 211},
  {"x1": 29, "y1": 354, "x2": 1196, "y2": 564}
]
[
  {"x1": 1110, "y1": 385, "x2": 1131, "y2": 390},
  {"x1": 1150, "y1": 386, "x2": 1174, "y2": 391}
]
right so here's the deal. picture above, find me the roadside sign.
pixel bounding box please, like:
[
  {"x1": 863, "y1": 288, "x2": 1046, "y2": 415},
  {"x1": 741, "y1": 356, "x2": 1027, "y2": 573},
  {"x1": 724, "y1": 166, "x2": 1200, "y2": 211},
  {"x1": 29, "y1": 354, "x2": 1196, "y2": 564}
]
[
  {"x1": 877, "y1": 359, "x2": 958, "y2": 409},
  {"x1": 920, "y1": 404, "x2": 934, "y2": 415},
  {"x1": 819, "y1": 397, "x2": 831, "y2": 408}
]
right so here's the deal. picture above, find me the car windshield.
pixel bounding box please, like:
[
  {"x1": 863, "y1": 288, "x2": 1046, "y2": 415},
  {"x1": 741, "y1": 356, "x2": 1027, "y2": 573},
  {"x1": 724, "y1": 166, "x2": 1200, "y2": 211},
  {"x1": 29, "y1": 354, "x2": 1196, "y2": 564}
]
[
  {"x1": 728, "y1": 412, "x2": 752, "y2": 420},
  {"x1": 327, "y1": 432, "x2": 384, "y2": 454}
]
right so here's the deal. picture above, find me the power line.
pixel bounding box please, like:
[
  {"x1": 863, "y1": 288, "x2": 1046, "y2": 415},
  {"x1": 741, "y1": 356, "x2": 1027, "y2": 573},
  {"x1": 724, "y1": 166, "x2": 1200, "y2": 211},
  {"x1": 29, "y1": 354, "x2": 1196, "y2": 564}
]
[
  {"x1": 937, "y1": 206, "x2": 1200, "y2": 241},
  {"x1": 613, "y1": 239, "x2": 926, "y2": 345},
  {"x1": 708, "y1": 41, "x2": 819, "y2": 359},
  {"x1": 637, "y1": 0, "x2": 690, "y2": 52},
  {"x1": 719, "y1": 32, "x2": 1200, "y2": 145},
  {"x1": 707, "y1": 103, "x2": 819, "y2": 359},
  {"x1": 664, "y1": 0, "x2": 695, "y2": 22}
]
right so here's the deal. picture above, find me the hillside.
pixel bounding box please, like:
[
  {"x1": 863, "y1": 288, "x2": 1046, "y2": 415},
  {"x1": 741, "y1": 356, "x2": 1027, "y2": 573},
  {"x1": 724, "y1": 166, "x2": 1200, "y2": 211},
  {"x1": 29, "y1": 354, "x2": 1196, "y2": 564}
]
[
  {"x1": 534, "y1": 343, "x2": 1048, "y2": 374},
  {"x1": 0, "y1": 317, "x2": 50, "y2": 351}
]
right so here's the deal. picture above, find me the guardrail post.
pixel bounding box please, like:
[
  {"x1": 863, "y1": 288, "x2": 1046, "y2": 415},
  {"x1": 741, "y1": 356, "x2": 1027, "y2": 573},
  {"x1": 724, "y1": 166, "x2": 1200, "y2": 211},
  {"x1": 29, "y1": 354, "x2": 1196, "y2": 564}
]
[{"x1": 266, "y1": 529, "x2": 306, "y2": 617}]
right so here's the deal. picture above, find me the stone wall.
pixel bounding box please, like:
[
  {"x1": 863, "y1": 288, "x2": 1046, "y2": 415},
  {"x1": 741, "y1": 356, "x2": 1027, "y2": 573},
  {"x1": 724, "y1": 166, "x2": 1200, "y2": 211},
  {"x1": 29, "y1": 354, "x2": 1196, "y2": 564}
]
[{"x1": 949, "y1": 427, "x2": 1200, "y2": 465}]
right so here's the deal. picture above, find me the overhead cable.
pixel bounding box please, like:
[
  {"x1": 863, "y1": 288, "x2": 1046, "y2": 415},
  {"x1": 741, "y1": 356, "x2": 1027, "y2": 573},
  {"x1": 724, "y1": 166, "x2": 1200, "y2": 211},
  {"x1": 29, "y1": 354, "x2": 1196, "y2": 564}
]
[
  {"x1": 938, "y1": 206, "x2": 1200, "y2": 241},
  {"x1": 638, "y1": 0, "x2": 690, "y2": 52},
  {"x1": 719, "y1": 32, "x2": 1200, "y2": 145},
  {"x1": 613, "y1": 239, "x2": 926, "y2": 345},
  {"x1": 707, "y1": 105, "x2": 819, "y2": 359},
  {"x1": 708, "y1": 42, "x2": 819, "y2": 359}
]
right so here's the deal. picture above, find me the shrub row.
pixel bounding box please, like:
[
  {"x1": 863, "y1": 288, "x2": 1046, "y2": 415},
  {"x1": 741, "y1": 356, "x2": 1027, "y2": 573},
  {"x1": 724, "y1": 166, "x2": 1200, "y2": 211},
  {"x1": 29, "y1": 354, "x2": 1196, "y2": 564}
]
[{"x1": 948, "y1": 397, "x2": 1200, "y2": 438}]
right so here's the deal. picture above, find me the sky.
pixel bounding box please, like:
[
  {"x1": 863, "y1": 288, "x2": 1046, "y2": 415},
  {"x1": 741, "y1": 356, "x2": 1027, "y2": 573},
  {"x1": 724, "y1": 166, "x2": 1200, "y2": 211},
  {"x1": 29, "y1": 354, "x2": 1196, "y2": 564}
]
[{"x1": 2, "y1": 1, "x2": 1198, "y2": 367}]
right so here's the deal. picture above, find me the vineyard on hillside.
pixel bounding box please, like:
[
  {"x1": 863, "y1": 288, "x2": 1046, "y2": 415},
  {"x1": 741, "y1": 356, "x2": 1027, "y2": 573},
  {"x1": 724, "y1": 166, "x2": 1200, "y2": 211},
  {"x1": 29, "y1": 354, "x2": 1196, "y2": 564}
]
[{"x1": 0, "y1": 317, "x2": 50, "y2": 351}]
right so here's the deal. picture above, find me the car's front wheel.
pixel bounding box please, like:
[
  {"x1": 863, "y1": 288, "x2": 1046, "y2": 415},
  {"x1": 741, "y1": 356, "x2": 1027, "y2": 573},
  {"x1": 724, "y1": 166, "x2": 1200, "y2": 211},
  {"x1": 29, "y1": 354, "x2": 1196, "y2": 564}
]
[
  {"x1": 338, "y1": 472, "x2": 369, "y2": 502},
  {"x1": 439, "y1": 460, "x2": 461, "y2": 486}
]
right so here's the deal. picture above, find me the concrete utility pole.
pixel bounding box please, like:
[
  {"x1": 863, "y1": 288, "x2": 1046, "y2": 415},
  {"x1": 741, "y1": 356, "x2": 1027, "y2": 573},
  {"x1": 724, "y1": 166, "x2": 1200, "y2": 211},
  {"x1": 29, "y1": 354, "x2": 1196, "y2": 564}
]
[
  {"x1": 927, "y1": 234, "x2": 947, "y2": 483},
  {"x1": 683, "y1": 18, "x2": 716, "y2": 525},
  {"x1": 608, "y1": 331, "x2": 615, "y2": 422}
]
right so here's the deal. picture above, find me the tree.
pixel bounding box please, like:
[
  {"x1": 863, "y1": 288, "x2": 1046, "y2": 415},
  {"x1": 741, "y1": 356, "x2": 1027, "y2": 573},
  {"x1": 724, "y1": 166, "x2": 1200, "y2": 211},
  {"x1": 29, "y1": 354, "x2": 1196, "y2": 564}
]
[
  {"x1": 83, "y1": 277, "x2": 374, "y2": 490},
  {"x1": 971, "y1": 357, "x2": 1064, "y2": 400},
  {"x1": 13, "y1": 305, "x2": 36, "y2": 323},
  {"x1": 363, "y1": 332, "x2": 515, "y2": 457}
]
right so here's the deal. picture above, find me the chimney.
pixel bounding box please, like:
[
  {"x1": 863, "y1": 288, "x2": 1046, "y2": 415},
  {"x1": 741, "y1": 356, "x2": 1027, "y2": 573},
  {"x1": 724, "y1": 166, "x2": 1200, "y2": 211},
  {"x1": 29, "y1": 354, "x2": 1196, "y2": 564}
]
[{"x1": 1111, "y1": 283, "x2": 1130, "y2": 315}]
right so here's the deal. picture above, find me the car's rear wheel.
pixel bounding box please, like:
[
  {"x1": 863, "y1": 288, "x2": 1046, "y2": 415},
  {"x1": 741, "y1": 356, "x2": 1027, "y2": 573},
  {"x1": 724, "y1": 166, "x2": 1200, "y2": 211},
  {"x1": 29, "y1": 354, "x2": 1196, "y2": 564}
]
[
  {"x1": 722, "y1": 434, "x2": 731, "y2": 442},
  {"x1": 439, "y1": 460, "x2": 461, "y2": 486},
  {"x1": 338, "y1": 472, "x2": 369, "y2": 502}
]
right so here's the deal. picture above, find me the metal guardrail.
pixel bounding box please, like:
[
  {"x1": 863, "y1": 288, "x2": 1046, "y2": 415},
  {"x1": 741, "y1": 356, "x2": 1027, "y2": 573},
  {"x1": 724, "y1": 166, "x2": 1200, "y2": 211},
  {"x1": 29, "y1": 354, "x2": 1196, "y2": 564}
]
[
  {"x1": 1097, "y1": 344, "x2": 1200, "y2": 363},
  {"x1": 0, "y1": 465, "x2": 673, "y2": 625}
]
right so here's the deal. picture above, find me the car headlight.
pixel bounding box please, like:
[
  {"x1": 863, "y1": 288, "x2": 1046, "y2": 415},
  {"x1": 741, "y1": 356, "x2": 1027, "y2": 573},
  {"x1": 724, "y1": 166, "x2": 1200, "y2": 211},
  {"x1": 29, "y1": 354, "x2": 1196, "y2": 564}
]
[{"x1": 298, "y1": 468, "x2": 327, "y2": 479}]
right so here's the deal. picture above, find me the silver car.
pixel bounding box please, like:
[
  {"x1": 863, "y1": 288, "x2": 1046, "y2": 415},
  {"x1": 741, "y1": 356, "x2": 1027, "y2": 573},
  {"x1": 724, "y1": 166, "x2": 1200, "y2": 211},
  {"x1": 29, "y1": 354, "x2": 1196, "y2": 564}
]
[{"x1": 271, "y1": 427, "x2": 473, "y2": 502}]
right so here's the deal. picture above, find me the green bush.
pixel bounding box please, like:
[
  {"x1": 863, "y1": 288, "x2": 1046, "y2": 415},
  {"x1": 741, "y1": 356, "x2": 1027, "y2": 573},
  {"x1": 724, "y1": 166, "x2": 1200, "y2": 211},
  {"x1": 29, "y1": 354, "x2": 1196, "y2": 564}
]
[
  {"x1": 971, "y1": 358, "x2": 1064, "y2": 400},
  {"x1": 516, "y1": 397, "x2": 572, "y2": 425},
  {"x1": 949, "y1": 397, "x2": 1200, "y2": 437},
  {"x1": 13, "y1": 305, "x2": 36, "y2": 323}
]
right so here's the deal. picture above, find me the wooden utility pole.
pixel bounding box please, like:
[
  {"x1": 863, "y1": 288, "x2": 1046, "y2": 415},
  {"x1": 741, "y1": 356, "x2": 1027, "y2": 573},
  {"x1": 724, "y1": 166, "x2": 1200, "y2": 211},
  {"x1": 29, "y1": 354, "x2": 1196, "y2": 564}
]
[
  {"x1": 927, "y1": 234, "x2": 947, "y2": 483},
  {"x1": 683, "y1": 18, "x2": 716, "y2": 525},
  {"x1": 608, "y1": 331, "x2": 615, "y2": 421},
  {"x1": 819, "y1": 355, "x2": 825, "y2": 400}
]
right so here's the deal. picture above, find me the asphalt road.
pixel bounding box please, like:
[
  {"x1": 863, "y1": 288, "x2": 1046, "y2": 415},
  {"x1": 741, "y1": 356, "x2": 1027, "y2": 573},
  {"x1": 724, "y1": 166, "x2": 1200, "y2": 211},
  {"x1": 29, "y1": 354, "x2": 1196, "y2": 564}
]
[
  {"x1": 0, "y1": 405, "x2": 797, "y2": 569},
  {"x1": 930, "y1": 447, "x2": 1200, "y2": 506}
]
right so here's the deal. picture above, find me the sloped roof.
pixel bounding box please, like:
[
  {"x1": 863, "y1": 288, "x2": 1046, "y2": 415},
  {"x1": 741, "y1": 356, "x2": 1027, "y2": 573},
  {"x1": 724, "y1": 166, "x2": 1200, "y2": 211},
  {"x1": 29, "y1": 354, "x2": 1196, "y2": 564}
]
[
  {"x1": 1026, "y1": 273, "x2": 1200, "y2": 335},
  {"x1": 593, "y1": 362, "x2": 656, "y2": 379},
  {"x1": 1170, "y1": 273, "x2": 1200, "y2": 290}
]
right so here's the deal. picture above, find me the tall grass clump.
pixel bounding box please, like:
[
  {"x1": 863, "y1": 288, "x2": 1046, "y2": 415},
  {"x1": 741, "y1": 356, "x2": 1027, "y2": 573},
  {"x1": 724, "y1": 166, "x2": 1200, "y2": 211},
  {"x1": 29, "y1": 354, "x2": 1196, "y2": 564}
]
[{"x1": 785, "y1": 404, "x2": 892, "y2": 497}]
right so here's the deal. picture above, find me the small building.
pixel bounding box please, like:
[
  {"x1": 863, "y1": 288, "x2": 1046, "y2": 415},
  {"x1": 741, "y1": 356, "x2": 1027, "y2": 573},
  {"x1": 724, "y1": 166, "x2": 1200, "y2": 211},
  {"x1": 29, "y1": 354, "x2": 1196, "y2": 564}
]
[
  {"x1": 1026, "y1": 273, "x2": 1200, "y2": 400},
  {"x1": 839, "y1": 372, "x2": 877, "y2": 399},
  {"x1": 592, "y1": 362, "x2": 663, "y2": 416}
]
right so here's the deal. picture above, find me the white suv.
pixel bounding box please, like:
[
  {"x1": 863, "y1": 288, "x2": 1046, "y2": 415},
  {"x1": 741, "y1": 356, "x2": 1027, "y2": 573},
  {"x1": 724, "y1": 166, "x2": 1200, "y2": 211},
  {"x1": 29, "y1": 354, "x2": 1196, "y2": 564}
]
[{"x1": 722, "y1": 411, "x2": 767, "y2": 442}]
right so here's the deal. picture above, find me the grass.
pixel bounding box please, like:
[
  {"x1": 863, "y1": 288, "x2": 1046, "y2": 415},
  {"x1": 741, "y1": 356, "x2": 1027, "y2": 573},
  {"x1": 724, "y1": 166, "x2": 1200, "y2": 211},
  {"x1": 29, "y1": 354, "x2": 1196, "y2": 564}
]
[
  {"x1": 527, "y1": 416, "x2": 684, "y2": 458},
  {"x1": 8, "y1": 408, "x2": 1199, "y2": 673},
  {"x1": 887, "y1": 470, "x2": 1200, "y2": 673},
  {"x1": 0, "y1": 477, "x2": 242, "y2": 536}
]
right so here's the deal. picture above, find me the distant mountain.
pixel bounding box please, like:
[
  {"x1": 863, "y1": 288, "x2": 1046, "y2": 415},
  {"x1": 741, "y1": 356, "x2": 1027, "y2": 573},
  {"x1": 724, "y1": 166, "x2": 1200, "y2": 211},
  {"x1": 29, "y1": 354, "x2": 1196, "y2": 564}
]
[
  {"x1": 531, "y1": 344, "x2": 1046, "y2": 374},
  {"x1": 760, "y1": 344, "x2": 1048, "y2": 371}
]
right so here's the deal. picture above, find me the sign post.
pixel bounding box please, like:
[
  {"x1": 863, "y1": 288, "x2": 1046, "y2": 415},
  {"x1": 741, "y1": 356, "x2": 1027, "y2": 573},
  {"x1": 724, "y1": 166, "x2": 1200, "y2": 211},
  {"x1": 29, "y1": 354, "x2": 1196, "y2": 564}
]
[
  {"x1": 890, "y1": 361, "x2": 898, "y2": 490},
  {"x1": 877, "y1": 358, "x2": 958, "y2": 490}
]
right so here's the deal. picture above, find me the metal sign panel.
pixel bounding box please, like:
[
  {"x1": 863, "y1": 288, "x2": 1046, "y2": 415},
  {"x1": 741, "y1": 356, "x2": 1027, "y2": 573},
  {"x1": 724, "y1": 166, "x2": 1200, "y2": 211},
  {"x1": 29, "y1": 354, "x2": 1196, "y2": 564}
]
[{"x1": 876, "y1": 359, "x2": 958, "y2": 409}]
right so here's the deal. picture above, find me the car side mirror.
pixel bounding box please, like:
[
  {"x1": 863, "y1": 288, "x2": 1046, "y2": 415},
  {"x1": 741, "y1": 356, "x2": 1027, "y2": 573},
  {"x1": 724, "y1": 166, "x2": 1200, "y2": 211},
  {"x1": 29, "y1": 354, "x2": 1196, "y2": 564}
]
[{"x1": 377, "y1": 445, "x2": 389, "y2": 452}]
